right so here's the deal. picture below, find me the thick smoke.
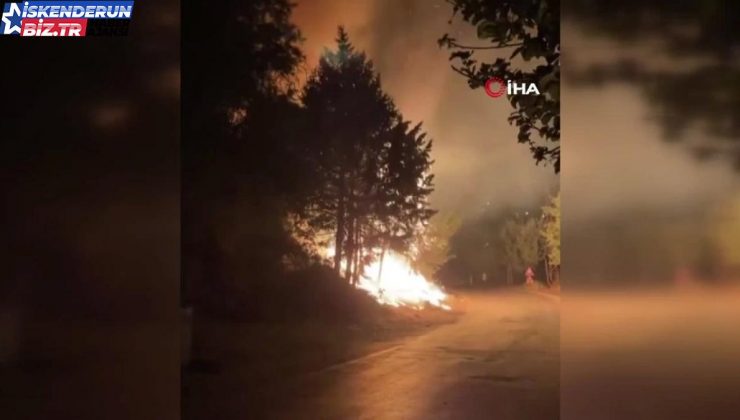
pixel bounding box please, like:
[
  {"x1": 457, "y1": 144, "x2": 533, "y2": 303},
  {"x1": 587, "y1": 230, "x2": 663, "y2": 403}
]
[{"x1": 294, "y1": 0, "x2": 558, "y2": 217}]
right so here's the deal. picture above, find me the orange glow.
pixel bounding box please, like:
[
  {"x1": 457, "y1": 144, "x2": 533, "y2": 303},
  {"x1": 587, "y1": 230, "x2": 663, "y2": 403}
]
[
  {"x1": 325, "y1": 246, "x2": 450, "y2": 310},
  {"x1": 358, "y1": 251, "x2": 450, "y2": 310}
]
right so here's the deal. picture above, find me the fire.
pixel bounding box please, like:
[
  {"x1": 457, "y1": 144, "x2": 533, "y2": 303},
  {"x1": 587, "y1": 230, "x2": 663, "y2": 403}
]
[
  {"x1": 357, "y1": 251, "x2": 450, "y2": 310},
  {"x1": 324, "y1": 246, "x2": 450, "y2": 310}
]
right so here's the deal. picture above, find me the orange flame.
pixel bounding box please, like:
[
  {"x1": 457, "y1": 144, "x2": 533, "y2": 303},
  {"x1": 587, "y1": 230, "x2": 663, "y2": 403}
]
[{"x1": 358, "y1": 252, "x2": 450, "y2": 310}]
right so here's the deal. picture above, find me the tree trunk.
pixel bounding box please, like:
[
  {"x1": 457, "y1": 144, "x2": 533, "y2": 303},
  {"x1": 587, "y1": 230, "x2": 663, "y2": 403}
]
[
  {"x1": 351, "y1": 223, "x2": 362, "y2": 285},
  {"x1": 344, "y1": 213, "x2": 355, "y2": 282},
  {"x1": 377, "y1": 245, "x2": 386, "y2": 283},
  {"x1": 334, "y1": 192, "x2": 345, "y2": 276}
]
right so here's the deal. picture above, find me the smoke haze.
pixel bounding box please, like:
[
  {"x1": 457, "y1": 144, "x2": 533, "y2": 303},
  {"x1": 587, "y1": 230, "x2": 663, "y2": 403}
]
[{"x1": 294, "y1": 0, "x2": 558, "y2": 217}]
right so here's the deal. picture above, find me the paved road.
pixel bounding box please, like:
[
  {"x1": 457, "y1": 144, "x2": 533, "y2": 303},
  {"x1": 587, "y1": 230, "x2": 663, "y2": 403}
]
[
  {"x1": 262, "y1": 290, "x2": 560, "y2": 420},
  {"x1": 561, "y1": 291, "x2": 740, "y2": 420}
]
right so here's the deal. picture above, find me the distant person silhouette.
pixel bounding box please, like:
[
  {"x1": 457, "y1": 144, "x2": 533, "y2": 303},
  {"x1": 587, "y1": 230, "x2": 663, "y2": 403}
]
[{"x1": 525, "y1": 267, "x2": 535, "y2": 285}]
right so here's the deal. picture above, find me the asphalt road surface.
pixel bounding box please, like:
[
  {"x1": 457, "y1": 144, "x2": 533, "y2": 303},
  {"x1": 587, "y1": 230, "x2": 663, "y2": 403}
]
[
  {"x1": 258, "y1": 289, "x2": 560, "y2": 420},
  {"x1": 561, "y1": 291, "x2": 740, "y2": 420}
]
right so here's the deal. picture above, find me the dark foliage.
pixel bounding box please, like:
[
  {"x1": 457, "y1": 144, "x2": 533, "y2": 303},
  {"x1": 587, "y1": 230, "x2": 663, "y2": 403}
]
[
  {"x1": 301, "y1": 28, "x2": 436, "y2": 284},
  {"x1": 440, "y1": 0, "x2": 560, "y2": 172},
  {"x1": 184, "y1": 15, "x2": 436, "y2": 316},
  {"x1": 183, "y1": 0, "x2": 309, "y2": 314}
]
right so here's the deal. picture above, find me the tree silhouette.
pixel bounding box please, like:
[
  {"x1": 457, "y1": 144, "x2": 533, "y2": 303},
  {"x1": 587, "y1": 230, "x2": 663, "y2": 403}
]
[
  {"x1": 501, "y1": 215, "x2": 541, "y2": 283},
  {"x1": 439, "y1": 0, "x2": 560, "y2": 172},
  {"x1": 443, "y1": 206, "x2": 543, "y2": 286},
  {"x1": 414, "y1": 213, "x2": 462, "y2": 281},
  {"x1": 302, "y1": 28, "x2": 436, "y2": 283},
  {"x1": 446, "y1": 214, "x2": 503, "y2": 285},
  {"x1": 540, "y1": 191, "x2": 560, "y2": 285},
  {"x1": 182, "y1": 0, "x2": 307, "y2": 313},
  {"x1": 372, "y1": 120, "x2": 437, "y2": 281}
]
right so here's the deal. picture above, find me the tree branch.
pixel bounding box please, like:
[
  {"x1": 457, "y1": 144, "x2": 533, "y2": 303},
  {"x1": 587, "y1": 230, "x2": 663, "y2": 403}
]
[
  {"x1": 449, "y1": 41, "x2": 523, "y2": 50},
  {"x1": 449, "y1": 65, "x2": 471, "y2": 78}
]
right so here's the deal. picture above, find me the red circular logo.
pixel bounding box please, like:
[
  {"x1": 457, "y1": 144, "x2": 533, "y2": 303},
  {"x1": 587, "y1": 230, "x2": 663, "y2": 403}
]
[{"x1": 484, "y1": 77, "x2": 506, "y2": 98}]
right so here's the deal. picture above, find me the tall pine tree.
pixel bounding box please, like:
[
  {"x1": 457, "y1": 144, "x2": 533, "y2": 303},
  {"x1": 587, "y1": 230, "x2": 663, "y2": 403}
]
[{"x1": 301, "y1": 27, "x2": 435, "y2": 283}]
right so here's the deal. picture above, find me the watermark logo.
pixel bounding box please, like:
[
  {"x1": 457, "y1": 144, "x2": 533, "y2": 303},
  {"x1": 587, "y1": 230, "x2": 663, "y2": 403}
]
[
  {"x1": 484, "y1": 77, "x2": 507, "y2": 98},
  {"x1": 1, "y1": 1, "x2": 134, "y2": 37},
  {"x1": 485, "y1": 77, "x2": 540, "y2": 98}
]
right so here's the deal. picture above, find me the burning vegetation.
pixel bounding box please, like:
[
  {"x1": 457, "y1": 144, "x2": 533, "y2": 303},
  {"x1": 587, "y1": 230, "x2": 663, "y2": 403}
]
[
  {"x1": 358, "y1": 251, "x2": 450, "y2": 310},
  {"x1": 326, "y1": 246, "x2": 450, "y2": 310},
  {"x1": 185, "y1": 21, "x2": 441, "y2": 320}
]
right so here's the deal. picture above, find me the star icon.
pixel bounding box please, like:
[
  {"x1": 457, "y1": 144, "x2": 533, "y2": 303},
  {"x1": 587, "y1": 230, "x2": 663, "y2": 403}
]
[{"x1": 1, "y1": 3, "x2": 23, "y2": 35}]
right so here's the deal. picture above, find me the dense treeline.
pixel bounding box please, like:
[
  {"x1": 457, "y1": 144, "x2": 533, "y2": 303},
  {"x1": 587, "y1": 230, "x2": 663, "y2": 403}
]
[
  {"x1": 183, "y1": 1, "x2": 434, "y2": 318},
  {"x1": 435, "y1": 192, "x2": 561, "y2": 288}
]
